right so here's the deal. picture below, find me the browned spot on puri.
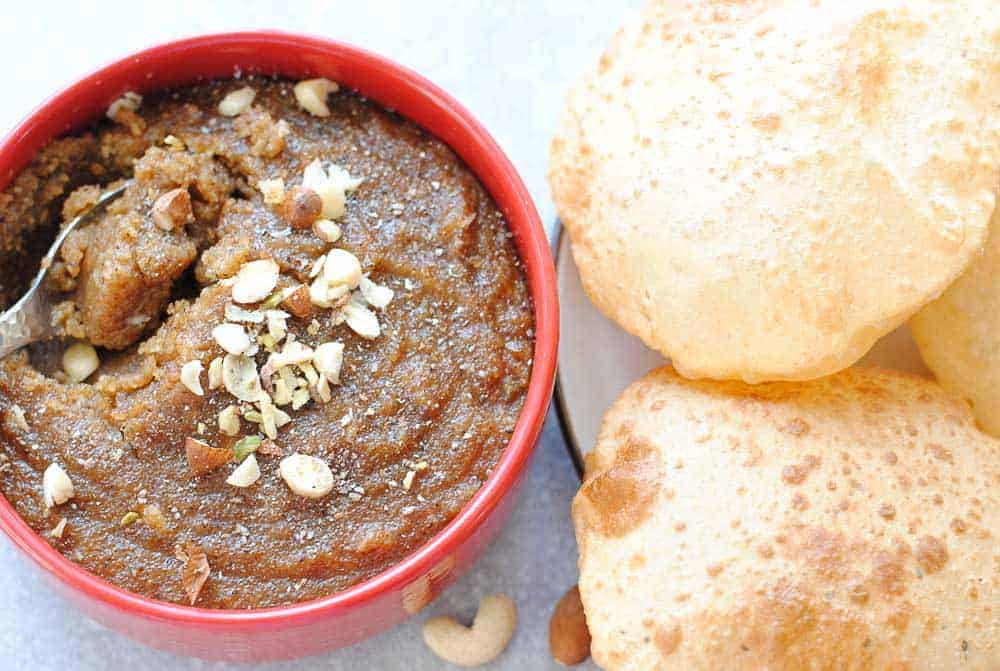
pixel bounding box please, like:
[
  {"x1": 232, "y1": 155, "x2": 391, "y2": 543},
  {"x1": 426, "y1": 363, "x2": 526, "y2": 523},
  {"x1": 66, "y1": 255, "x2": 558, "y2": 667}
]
[
  {"x1": 915, "y1": 535, "x2": 948, "y2": 574},
  {"x1": 950, "y1": 517, "x2": 967, "y2": 534},
  {"x1": 706, "y1": 563, "x2": 724, "y2": 577},
  {"x1": 576, "y1": 434, "x2": 663, "y2": 537},
  {"x1": 654, "y1": 624, "x2": 682, "y2": 657},
  {"x1": 877, "y1": 503, "x2": 896, "y2": 520},
  {"x1": 928, "y1": 443, "x2": 954, "y2": 463},
  {"x1": 782, "y1": 454, "x2": 821, "y2": 485},
  {"x1": 791, "y1": 492, "x2": 810, "y2": 510},
  {"x1": 751, "y1": 114, "x2": 781, "y2": 132},
  {"x1": 871, "y1": 551, "x2": 909, "y2": 596},
  {"x1": 780, "y1": 417, "x2": 810, "y2": 436}
]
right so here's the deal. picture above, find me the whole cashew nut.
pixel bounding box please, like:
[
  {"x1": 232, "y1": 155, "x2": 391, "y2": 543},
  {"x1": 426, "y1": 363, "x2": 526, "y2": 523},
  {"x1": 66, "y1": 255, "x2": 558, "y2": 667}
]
[{"x1": 422, "y1": 594, "x2": 517, "y2": 667}]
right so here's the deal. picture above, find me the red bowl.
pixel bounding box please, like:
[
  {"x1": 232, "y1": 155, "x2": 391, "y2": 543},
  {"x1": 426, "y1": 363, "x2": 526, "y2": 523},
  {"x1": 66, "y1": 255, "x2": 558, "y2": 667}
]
[{"x1": 0, "y1": 31, "x2": 557, "y2": 662}]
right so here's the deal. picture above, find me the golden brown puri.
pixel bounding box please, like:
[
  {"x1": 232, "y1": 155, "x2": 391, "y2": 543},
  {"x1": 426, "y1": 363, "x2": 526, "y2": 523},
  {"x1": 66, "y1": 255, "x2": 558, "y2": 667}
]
[
  {"x1": 911, "y1": 206, "x2": 1000, "y2": 437},
  {"x1": 0, "y1": 80, "x2": 533, "y2": 608},
  {"x1": 574, "y1": 366, "x2": 998, "y2": 671},
  {"x1": 549, "y1": 0, "x2": 1000, "y2": 383}
]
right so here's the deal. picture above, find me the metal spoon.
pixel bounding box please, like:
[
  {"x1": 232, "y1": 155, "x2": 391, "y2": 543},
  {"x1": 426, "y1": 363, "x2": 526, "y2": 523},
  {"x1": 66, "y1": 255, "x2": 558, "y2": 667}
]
[{"x1": 0, "y1": 183, "x2": 128, "y2": 358}]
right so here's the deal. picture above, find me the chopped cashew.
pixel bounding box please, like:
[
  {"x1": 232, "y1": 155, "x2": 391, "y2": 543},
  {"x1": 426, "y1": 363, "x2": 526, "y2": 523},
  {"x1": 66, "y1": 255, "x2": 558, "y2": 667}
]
[
  {"x1": 207, "y1": 357, "x2": 223, "y2": 390},
  {"x1": 293, "y1": 78, "x2": 338, "y2": 117},
  {"x1": 258, "y1": 177, "x2": 286, "y2": 205},
  {"x1": 313, "y1": 218, "x2": 342, "y2": 243},
  {"x1": 279, "y1": 453, "x2": 334, "y2": 499},
  {"x1": 423, "y1": 594, "x2": 517, "y2": 667},
  {"x1": 302, "y1": 159, "x2": 362, "y2": 220},
  {"x1": 313, "y1": 342, "x2": 344, "y2": 385},
  {"x1": 218, "y1": 86, "x2": 256, "y2": 116},
  {"x1": 218, "y1": 405, "x2": 240, "y2": 436},
  {"x1": 43, "y1": 463, "x2": 74, "y2": 508},
  {"x1": 323, "y1": 248, "x2": 363, "y2": 289}
]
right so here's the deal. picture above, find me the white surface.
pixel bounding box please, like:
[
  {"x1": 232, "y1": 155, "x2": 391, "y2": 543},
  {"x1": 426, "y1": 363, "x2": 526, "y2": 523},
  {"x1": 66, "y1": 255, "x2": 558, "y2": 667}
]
[{"x1": 0, "y1": 1, "x2": 644, "y2": 669}]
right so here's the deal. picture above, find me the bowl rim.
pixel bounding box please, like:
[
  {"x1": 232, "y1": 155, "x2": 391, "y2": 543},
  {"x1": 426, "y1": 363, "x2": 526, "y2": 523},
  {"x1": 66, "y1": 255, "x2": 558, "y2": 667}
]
[{"x1": 0, "y1": 30, "x2": 558, "y2": 629}]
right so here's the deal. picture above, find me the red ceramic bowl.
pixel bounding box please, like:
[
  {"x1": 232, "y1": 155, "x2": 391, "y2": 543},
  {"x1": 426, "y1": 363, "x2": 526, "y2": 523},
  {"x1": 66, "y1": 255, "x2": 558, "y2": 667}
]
[{"x1": 0, "y1": 32, "x2": 557, "y2": 662}]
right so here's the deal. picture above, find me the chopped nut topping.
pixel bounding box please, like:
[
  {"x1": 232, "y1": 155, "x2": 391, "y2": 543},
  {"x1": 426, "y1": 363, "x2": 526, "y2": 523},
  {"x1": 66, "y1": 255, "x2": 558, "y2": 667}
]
[
  {"x1": 222, "y1": 354, "x2": 264, "y2": 402},
  {"x1": 226, "y1": 454, "x2": 261, "y2": 487},
  {"x1": 309, "y1": 275, "x2": 349, "y2": 308},
  {"x1": 266, "y1": 310, "x2": 290, "y2": 342},
  {"x1": 322, "y1": 248, "x2": 363, "y2": 289},
  {"x1": 175, "y1": 542, "x2": 210, "y2": 606},
  {"x1": 6, "y1": 404, "x2": 28, "y2": 432},
  {"x1": 302, "y1": 159, "x2": 362, "y2": 220},
  {"x1": 359, "y1": 276, "x2": 394, "y2": 309},
  {"x1": 344, "y1": 301, "x2": 381, "y2": 340},
  {"x1": 281, "y1": 186, "x2": 323, "y2": 229},
  {"x1": 185, "y1": 437, "x2": 232, "y2": 476},
  {"x1": 151, "y1": 188, "x2": 193, "y2": 232},
  {"x1": 402, "y1": 470, "x2": 416, "y2": 490},
  {"x1": 308, "y1": 254, "x2": 326, "y2": 279},
  {"x1": 62, "y1": 342, "x2": 99, "y2": 383},
  {"x1": 218, "y1": 86, "x2": 256, "y2": 116},
  {"x1": 258, "y1": 177, "x2": 286, "y2": 205},
  {"x1": 313, "y1": 219, "x2": 342, "y2": 243},
  {"x1": 218, "y1": 405, "x2": 240, "y2": 436},
  {"x1": 280, "y1": 284, "x2": 313, "y2": 319},
  {"x1": 121, "y1": 511, "x2": 140, "y2": 526},
  {"x1": 279, "y1": 453, "x2": 335, "y2": 499},
  {"x1": 224, "y1": 304, "x2": 265, "y2": 324},
  {"x1": 231, "y1": 259, "x2": 280, "y2": 304},
  {"x1": 42, "y1": 463, "x2": 74, "y2": 508},
  {"x1": 293, "y1": 78, "x2": 339, "y2": 117},
  {"x1": 143, "y1": 504, "x2": 168, "y2": 530},
  {"x1": 180, "y1": 360, "x2": 204, "y2": 396},
  {"x1": 207, "y1": 357, "x2": 223, "y2": 390},
  {"x1": 313, "y1": 342, "x2": 344, "y2": 385},
  {"x1": 106, "y1": 91, "x2": 142, "y2": 120},
  {"x1": 163, "y1": 134, "x2": 185, "y2": 151},
  {"x1": 233, "y1": 435, "x2": 263, "y2": 461},
  {"x1": 50, "y1": 518, "x2": 67, "y2": 539},
  {"x1": 212, "y1": 323, "x2": 251, "y2": 355}
]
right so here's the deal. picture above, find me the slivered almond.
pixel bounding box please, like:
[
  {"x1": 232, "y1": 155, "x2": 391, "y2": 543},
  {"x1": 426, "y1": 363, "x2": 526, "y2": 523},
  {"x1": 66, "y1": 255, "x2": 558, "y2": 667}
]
[
  {"x1": 231, "y1": 259, "x2": 280, "y2": 304},
  {"x1": 313, "y1": 219, "x2": 342, "y2": 243},
  {"x1": 221, "y1": 354, "x2": 264, "y2": 402},
  {"x1": 185, "y1": 437, "x2": 231, "y2": 476},
  {"x1": 224, "y1": 304, "x2": 264, "y2": 323},
  {"x1": 322, "y1": 249, "x2": 363, "y2": 289},
  {"x1": 212, "y1": 323, "x2": 251, "y2": 355},
  {"x1": 226, "y1": 454, "x2": 261, "y2": 487},
  {"x1": 281, "y1": 284, "x2": 313, "y2": 318},
  {"x1": 344, "y1": 301, "x2": 381, "y2": 339},
  {"x1": 313, "y1": 342, "x2": 344, "y2": 384},
  {"x1": 359, "y1": 276, "x2": 394, "y2": 309}
]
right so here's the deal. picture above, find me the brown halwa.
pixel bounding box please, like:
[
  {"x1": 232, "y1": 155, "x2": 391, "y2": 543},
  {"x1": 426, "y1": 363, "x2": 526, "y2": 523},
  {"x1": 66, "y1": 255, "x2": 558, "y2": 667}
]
[{"x1": 0, "y1": 79, "x2": 533, "y2": 608}]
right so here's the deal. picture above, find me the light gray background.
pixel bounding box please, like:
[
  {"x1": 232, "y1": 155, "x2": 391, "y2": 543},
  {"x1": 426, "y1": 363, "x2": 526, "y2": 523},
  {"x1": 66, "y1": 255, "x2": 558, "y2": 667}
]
[{"x1": 0, "y1": 1, "x2": 642, "y2": 669}]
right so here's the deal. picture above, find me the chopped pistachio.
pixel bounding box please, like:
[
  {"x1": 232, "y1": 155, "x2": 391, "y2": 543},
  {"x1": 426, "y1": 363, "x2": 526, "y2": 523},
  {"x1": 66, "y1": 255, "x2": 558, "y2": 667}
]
[
  {"x1": 233, "y1": 435, "x2": 263, "y2": 461},
  {"x1": 121, "y1": 511, "x2": 140, "y2": 527}
]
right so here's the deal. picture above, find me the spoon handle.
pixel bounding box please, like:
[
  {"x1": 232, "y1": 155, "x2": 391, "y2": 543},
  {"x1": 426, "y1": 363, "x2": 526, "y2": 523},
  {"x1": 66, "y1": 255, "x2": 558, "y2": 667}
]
[{"x1": 0, "y1": 182, "x2": 128, "y2": 359}]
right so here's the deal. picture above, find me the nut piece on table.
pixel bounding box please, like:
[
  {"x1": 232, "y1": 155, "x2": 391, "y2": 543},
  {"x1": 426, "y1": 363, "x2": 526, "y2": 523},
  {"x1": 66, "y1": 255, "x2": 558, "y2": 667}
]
[
  {"x1": 281, "y1": 186, "x2": 323, "y2": 229},
  {"x1": 293, "y1": 78, "x2": 339, "y2": 117},
  {"x1": 217, "y1": 86, "x2": 256, "y2": 116},
  {"x1": 279, "y1": 453, "x2": 334, "y2": 499},
  {"x1": 42, "y1": 463, "x2": 74, "y2": 508},
  {"x1": 151, "y1": 188, "x2": 193, "y2": 232},
  {"x1": 549, "y1": 585, "x2": 591, "y2": 666},
  {"x1": 422, "y1": 594, "x2": 517, "y2": 667},
  {"x1": 62, "y1": 342, "x2": 99, "y2": 383}
]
